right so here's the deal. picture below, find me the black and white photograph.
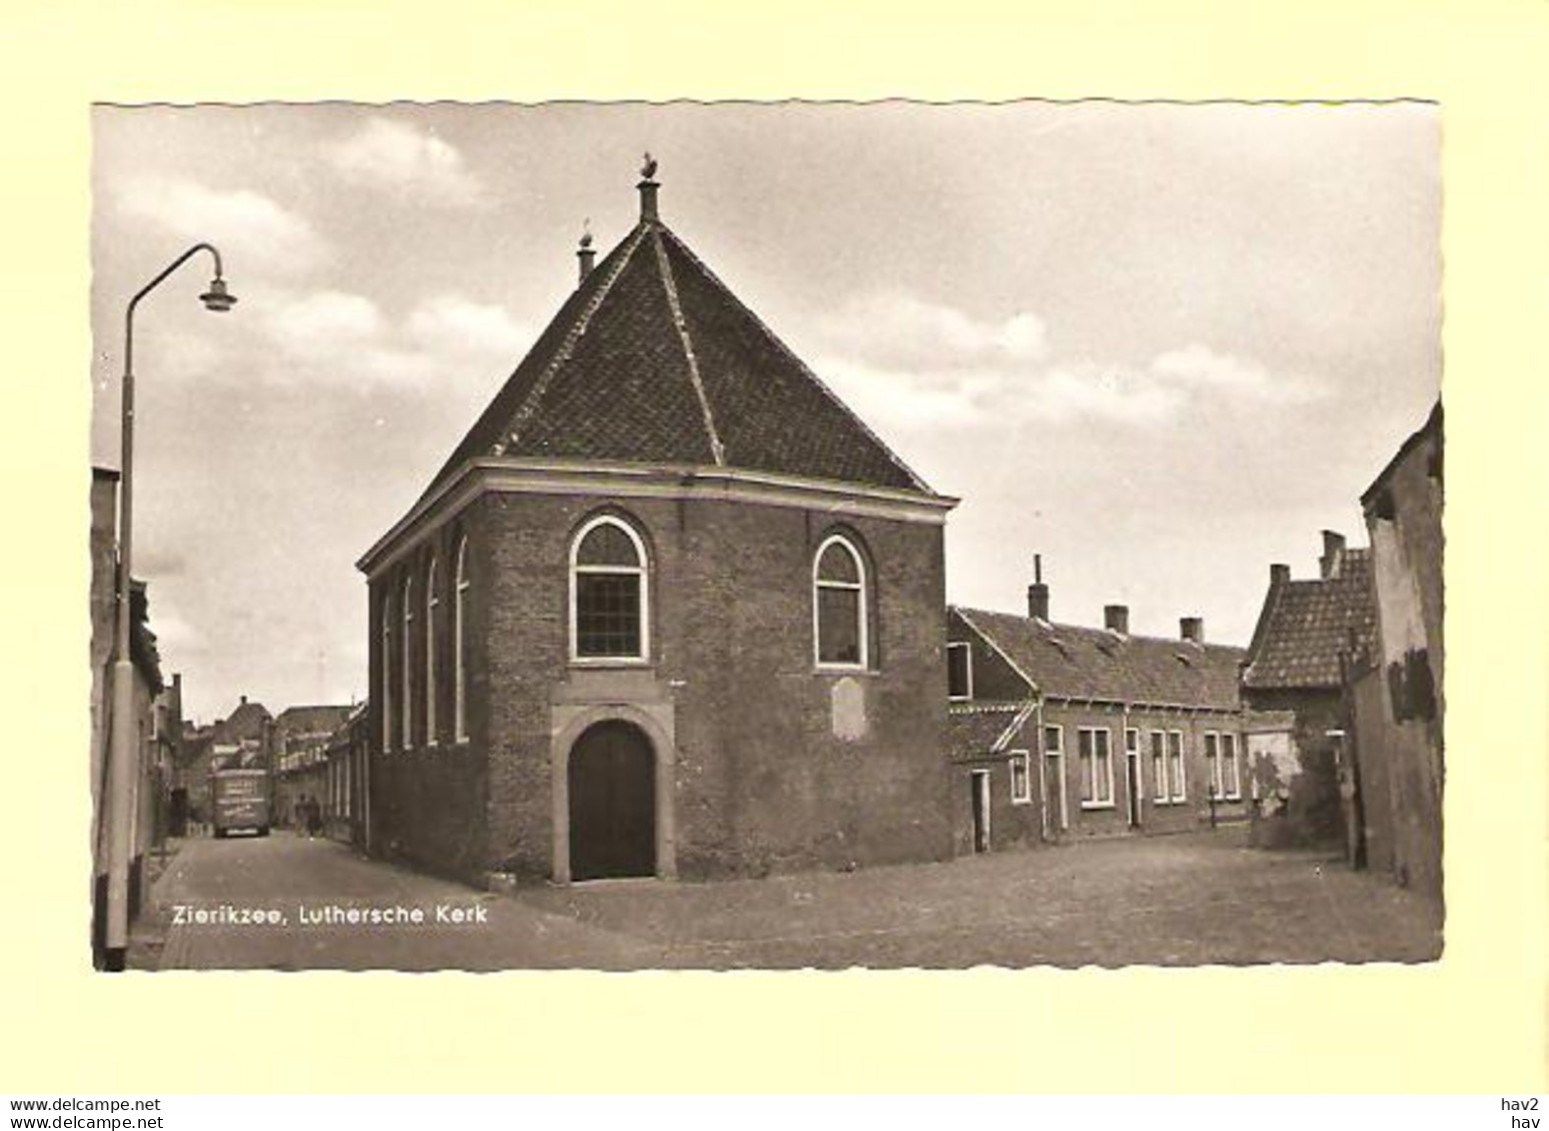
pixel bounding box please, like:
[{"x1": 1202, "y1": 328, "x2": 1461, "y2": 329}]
[{"x1": 89, "y1": 101, "x2": 1443, "y2": 972}]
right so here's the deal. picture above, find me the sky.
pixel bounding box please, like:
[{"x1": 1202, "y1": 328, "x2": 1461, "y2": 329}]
[{"x1": 90, "y1": 102, "x2": 1440, "y2": 724}]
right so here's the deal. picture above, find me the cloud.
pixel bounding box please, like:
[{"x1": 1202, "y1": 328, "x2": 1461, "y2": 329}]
[
  {"x1": 405, "y1": 294, "x2": 530, "y2": 357},
  {"x1": 1150, "y1": 343, "x2": 1328, "y2": 403},
  {"x1": 817, "y1": 289, "x2": 1049, "y2": 372},
  {"x1": 328, "y1": 118, "x2": 486, "y2": 207},
  {"x1": 117, "y1": 176, "x2": 329, "y2": 274}
]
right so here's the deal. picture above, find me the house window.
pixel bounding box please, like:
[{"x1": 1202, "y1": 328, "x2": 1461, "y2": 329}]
[
  {"x1": 425, "y1": 556, "x2": 438, "y2": 748},
  {"x1": 401, "y1": 575, "x2": 414, "y2": 749},
  {"x1": 1204, "y1": 732, "x2": 1220, "y2": 797},
  {"x1": 947, "y1": 641, "x2": 973, "y2": 700},
  {"x1": 1009, "y1": 751, "x2": 1032, "y2": 805},
  {"x1": 1150, "y1": 730, "x2": 1167, "y2": 802},
  {"x1": 1043, "y1": 723, "x2": 1068, "y2": 830},
  {"x1": 1167, "y1": 729, "x2": 1187, "y2": 802},
  {"x1": 1220, "y1": 732, "x2": 1241, "y2": 799},
  {"x1": 454, "y1": 536, "x2": 469, "y2": 743},
  {"x1": 1078, "y1": 727, "x2": 1114, "y2": 808},
  {"x1": 571, "y1": 515, "x2": 649, "y2": 661},
  {"x1": 381, "y1": 598, "x2": 392, "y2": 754},
  {"x1": 814, "y1": 534, "x2": 868, "y2": 669}
]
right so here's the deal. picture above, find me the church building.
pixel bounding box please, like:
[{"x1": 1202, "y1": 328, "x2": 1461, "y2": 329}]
[{"x1": 357, "y1": 160, "x2": 958, "y2": 886}]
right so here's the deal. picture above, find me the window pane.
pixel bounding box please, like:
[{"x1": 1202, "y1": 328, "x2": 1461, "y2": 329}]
[
  {"x1": 1045, "y1": 726, "x2": 1062, "y2": 754},
  {"x1": 1151, "y1": 732, "x2": 1166, "y2": 800},
  {"x1": 1010, "y1": 756, "x2": 1029, "y2": 801},
  {"x1": 1168, "y1": 732, "x2": 1185, "y2": 799},
  {"x1": 817, "y1": 586, "x2": 861, "y2": 664},
  {"x1": 817, "y1": 541, "x2": 860, "y2": 584},
  {"x1": 1094, "y1": 731, "x2": 1111, "y2": 803},
  {"x1": 577, "y1": 522, "x2": 641, "y2": 568},
  {"x1": 576, "y1": 573, "x2": 641, "y2": 657},
  {"x1": 1223, "y1": 735, "x2": 1240, "y2": 796},
  {"x1": 947, "y1": 645, "x2": 971, "y2": 697}
]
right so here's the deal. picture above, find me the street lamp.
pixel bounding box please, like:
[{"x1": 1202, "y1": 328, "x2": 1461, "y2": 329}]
[{"x1": 102, "y1": 243, "x2": 235, "y2": 972}]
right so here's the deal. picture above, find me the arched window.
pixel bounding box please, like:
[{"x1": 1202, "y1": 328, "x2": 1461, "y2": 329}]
[
  {"x1": 570, "y1": 515, "x2": 649, "y2": 661},
  {"x1": 401, "y1": 575, "x2": 414, "y2": 749},
  {"x1": 425, "y1": 556, "x2": 438, "y2": 748},
  {"x1": 454, "y1": 536, "x2": 469, "y2": 743},
  {"x1": 381, "y1": 595, "x2": 393, "y2": 753},
  {"x1": 814, "y1": 534, "x2": 868, "y2": 669}
]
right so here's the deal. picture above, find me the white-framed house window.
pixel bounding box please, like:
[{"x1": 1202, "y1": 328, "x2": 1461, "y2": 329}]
[
  {"x1": 570, "y1": 514, "x2": 650, "y2": 662},
  {"x1": 425, "y1": 556, "x2": 439, "y2": 748},
  {"x1": 381, "y1": 597, "x2": 393, "y2": 754},
  {"x1": 813, "y1": 533, "x2": 868, "y2": 670},
  {"x1": 947, "y1": 641, "x2": 973, "y2": 700},
  {"x1": 1150, "y1": 730, "x2": 1167, "y2": 802},
  {"x1": 1167, "y1": 729, "x2": 1187, "y2": 802},
  {"x1": 1008, "y1": 750, "x2": 1032, "y2": 805},
  {"x1": 1204, "y1": 731, "x2": 1222, "y2": 799},
  {"x1": 1078, "y1": 726, "x2": 1115, "y2": 809},
  {"x1": 453, "y1": 536, "x2": 469, "y2": 743},
  {"x1": 1219, "y1": 731, "x2": 1241, "y2": 799},
  {"x1": 401, "y1": 574, "x2": 414, "y2": 750},
  {"x1": 1043, "y1": 724, "x2": 1068, "y2": 830}
]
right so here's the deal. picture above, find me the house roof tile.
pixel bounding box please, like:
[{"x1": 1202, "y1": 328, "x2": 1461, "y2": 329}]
[
  {"x1": 1242, "y1": 549, "x2": 1378, "y2": 690},
  {"x1": 947, "y1": 702, "x2": 1036, "y2": 760}
]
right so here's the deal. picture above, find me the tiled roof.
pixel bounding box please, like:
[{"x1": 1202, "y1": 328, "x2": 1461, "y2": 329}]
[
  {"x1": 1242, "y1": 550, "x2": 1378, "y2": 690},
  {"x1": 956, "y1": 607, "x2": 1246, "y2": 711},
  {"x1": 947, "y1": 702, "x2": 1036, "y2": 760},
  {"x1": 422, "y1": 198, "x2": 929, "y2": 501},
  {"x1": 274, "y1": 704, "x2": 354, "y2": 737}
]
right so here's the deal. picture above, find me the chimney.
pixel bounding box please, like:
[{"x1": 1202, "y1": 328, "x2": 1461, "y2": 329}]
[
  {"x1": 1104, "y1": 604, "x2": 1129, "y2": 635},
  {"x1": 1271, "y1": 563, "x2": 1291, "y2": 588},
  {"x1": 1027, "y1": 554, "x2": 1050, "y2": 621},
  {"x1": 576, "y1": 227, "x2": 595, "y2": 285},
  {"x1": 1180, "y1": 616, "x2": 1204, "y2": 644},
  {"x1": 637, "y1": 151, "x2": 660, "y2": 223},
  {"x1": 1319, "y1": 530, "x2": 1346, "y2": 579},
  {"x1": 239, "y1": 694, "x2": 247, "y2": 707}
]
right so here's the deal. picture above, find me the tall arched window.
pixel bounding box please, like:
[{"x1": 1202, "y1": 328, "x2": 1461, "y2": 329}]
[
  {"x1": 570, "y1": 515, "x2": 649, "y2": 661},
  {"x1": 814, "y1": 534, "x2": 868, "y2": 669},
  {"x1": 381, "y1": 595, "x2": 393, "y2": 753},
  {"x1": 454, "y1": 536, "x2": 469, "y2": 743},
  {"x1": 401, "y1": 575, "x2": 414, "y2": 750},
  {"x1": 425, "y1": 556, "x2": 438, "y2": 748}
]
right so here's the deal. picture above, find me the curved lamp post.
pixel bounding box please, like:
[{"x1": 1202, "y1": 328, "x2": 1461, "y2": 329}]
[{"x1": 103, "y1": 243, "x2": 235, "y2": 972}]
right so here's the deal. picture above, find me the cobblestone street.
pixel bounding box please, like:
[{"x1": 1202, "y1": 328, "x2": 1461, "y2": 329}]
[{"x1": 135, "y1": 826, "x2": 1441, "y2": 971}]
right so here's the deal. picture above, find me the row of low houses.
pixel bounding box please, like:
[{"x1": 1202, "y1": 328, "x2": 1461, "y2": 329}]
[{"x1": 340, "y1": 166, "x2": 1443, "y2": 904}]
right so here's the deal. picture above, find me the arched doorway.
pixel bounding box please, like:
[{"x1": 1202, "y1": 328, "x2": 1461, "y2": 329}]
[{"x1": 568, "y1": 719, "x2": 657, "y2": 881}]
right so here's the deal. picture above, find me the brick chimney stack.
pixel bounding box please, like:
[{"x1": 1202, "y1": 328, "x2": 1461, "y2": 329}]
[
  {"x1": 1027, "y1": 554, "x2": 1050, "y2": 621},
  {"x1": 1319, "y1": 530, "x2": 1347, "y2": 579},
  {"x1": 1271, "y1": 563, "x2": 1290, "y2": 587},
  {"x1": 1180, "y1": 616, "x2": 1204, "y2": 644},
  {"x1": 1104, "y1": 604, "x2": 1129, "y2": 635},
  {"x1": 637, "y1": 152, "x2": 660, "y2": 223}
]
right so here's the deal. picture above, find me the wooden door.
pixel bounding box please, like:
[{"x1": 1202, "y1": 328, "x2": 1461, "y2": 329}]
[
  {"x1": 569, "y1": 720, "x2": 656, "y2": 881},
  {"x1": 970, "y1": 770, "x2": 991, "y2": 853}
]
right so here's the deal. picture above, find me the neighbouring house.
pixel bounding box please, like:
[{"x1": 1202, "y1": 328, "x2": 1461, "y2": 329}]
[
  {"x1": 89, "y1": 466, "x2": 167, "y2": 964},
  {"x1": 356, "y1": 161, "x2": 957, "y2": 887},
  {"x1": 182, "y1": 695, "x2": 272, "y2": 824},
  {"x1": 273, "y1": 704, "x2": 354, "y2": 828},
  {"x1": 1241, "y1": 531, "x2": 1379, "y2": 849},
  {"x1": 321, "y1": 703, "x2": 369, "y2": 847},
  {"x1": 946, "y1": 559, "x2": 1250, "y2": 855},
  {"x1": 1344, "y1": 403, "x2": 1443, "y2": 901}
]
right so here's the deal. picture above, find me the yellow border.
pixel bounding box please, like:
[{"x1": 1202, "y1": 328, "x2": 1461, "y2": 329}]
[{"x1": 3, "y1": 0, "x2": 1546, "y2": 1093}]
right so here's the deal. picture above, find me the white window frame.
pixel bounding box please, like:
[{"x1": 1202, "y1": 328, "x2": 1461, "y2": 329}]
[
  {"x1": 1167, "y1": 728, "x2": 1187, "y2": 802},
  {"x1": 569, "y1": 514, "x2": 651, "y2": 665},
  {"x1": 1077, "y1": 726, "x2": 1116, "y2": 810},
  {"x1": 425, "y1": 556, "x2": 439, "y2": 748},
  {"x1": 1220, "y1": 731, "x2": 1242, "y2": 800},
  {"x1": 947, "y1": 641, "x2": 974, "y2": 701},
  {"x1": 1008, "y1": 750, "x2": 1032, "y2": 805},
  {"x1": 453, "y1": 536, "x2": 469, "y2": 744},
  {"x1": 1150, "y1": 729, "x2": 1168, "y2": 802},
  {"x1": 1204, "y1": 730, "x2": 1221, "y2": 799},
  {"x1": 1043, "y1": 724, "x2": 1069, "y2": 831},
  {"x1": 812, "y1": 533, "x2": 869, "y2": 672},
  {"x1": 381, "y1": 599, "x2": 393, "y2": 754},
  {"x1": 401, "y1": 574, "x2": 414, "y2": 750}
]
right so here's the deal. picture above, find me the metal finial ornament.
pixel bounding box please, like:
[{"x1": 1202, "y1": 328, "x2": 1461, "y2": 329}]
[
  {"x1": 641, "y1": 152, "x2": 658, "y2": 180},
  {"x1": 579, "y1": 219, "x2": 593, "y2": 250}
]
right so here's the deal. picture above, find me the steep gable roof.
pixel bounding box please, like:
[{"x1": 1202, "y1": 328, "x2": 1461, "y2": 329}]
[
  {"x1": 948, "y1": 701, "x2": 1036, "y2": 760},
  {"x1": 274, "y1": 704, "x2": 353, "y2": 738},
  {"x1": 955, "y1": 606, "x2": 1245, "y2": 711},
  {"x1": 1242, "y1": 549, "x2": 1378, "y2": 691},
  {"x1": 421, "y1": 177, "x2": 929, "y2": 502}
]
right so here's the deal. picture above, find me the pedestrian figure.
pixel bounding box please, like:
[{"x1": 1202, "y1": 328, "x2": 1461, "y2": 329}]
[{"x1": 306, "y1": 795, "x2": 323, "y2": 839}]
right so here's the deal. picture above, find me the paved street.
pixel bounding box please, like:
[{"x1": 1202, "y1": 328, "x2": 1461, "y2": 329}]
[{"x1": 134, "y1": 829, "x2": 1442, "y2": 970}]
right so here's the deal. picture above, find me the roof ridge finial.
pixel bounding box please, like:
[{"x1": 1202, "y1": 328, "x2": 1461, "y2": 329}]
[
  {"x1": 637, "y1": 152, "x2": 660, "y2": 223},
  {"x1": 575, "y1": 217, "x2": 597, "y2": 285},
  {"x1": 579, "y1": 217, "x2": 593, "y2": 249}
]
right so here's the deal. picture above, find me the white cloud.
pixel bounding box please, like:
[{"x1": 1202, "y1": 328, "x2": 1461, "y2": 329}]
[
  {"x1": 267, "y1": 290, "x2": 383, "y2": 348},
  {"x1": 117, "y1": 176, "x2": 329, "y2": 274},
  {"x1": 1150, "y1": 343, "x2": 1328, "y2": 403},
  {"x1": 405, "y1": 294, "x2": 530, "y2": 357},
  {"x1": 329, "y1": 118, "x2": 486, "y2": 207},
  {"x1": 817, "y1": 289, "x2": 1049, "y2": 371}
]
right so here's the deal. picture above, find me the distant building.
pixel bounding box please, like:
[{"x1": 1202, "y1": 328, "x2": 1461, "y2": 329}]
[
  {"x1": 1241, "y1": 531, "x2": 1378, "y2": 848},
  {"x1": 321, "y1": 703, "x2": 369, "y2": 847},
  {"x1": 357, "y1": 164, "x2": 955, "y2": 886},
  {"x1": 947, "y1": 561, "x2": 1249, "y2": 855},
  {"x1": 273, "y1": 704, "x2": 353, "y2": 827},
  {"x1": 1345, "y1": 403, "x2": 1443, "y2": 900},
  {"x1": 182, "y1": 696, "x2": 272, "y2": 823}
]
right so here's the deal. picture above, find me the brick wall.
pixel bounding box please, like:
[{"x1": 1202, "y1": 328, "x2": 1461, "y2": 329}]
[{"x1": 369, "y1": 489, "x2": 951, "y2": 883}]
